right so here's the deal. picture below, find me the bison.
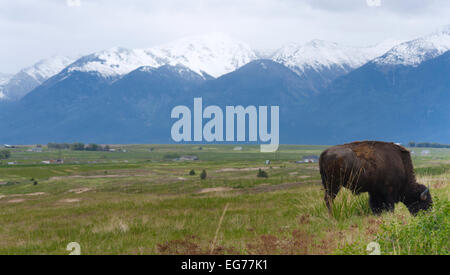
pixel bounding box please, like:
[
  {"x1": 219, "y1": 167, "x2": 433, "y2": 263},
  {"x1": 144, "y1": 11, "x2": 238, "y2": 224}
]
[{"x1": 319, "y1": 141, "x2": 432, "y2": 215}]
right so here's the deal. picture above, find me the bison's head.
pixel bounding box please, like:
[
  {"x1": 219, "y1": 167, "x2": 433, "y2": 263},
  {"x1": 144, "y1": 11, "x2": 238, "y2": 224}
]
[{"x1": 405, "y1": 184, "x2": 432, "y2": 215}]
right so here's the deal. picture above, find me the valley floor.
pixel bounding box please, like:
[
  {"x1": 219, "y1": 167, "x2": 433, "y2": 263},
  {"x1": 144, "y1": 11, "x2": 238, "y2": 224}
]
[{"x1": 0, "y1": 145, "x2": 448, "y2": 254}]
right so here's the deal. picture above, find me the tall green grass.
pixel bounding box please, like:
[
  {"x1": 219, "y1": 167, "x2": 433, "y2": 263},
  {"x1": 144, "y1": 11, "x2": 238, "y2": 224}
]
[
  {"x1": 376, "y1": 197, "x2": 449, "y2": 255},
  {"x1": 337, "y1": 195, "x2": 449, "y2": 255},
  {"x1": 302, "y1": 188, "x2": 371, "y2": 222}
]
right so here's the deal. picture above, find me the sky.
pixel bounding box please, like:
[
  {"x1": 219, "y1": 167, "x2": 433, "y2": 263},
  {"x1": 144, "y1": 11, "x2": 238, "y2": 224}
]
[{"x1": 1, "y1": 0, "x2": 449, "y2": 73}]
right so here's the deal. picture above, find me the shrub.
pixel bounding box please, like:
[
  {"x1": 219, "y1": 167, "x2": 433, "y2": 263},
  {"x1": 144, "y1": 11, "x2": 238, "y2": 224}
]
[
  {"x1": 257, "y1": 168, "x2": 268, "y2": 178},
  {"x1": 0, "y1": 150, "x2": 11, "y2": 159},
  {"x1": 200, "y1": 170, "x2": 207, "y2": 180},
  {"x1": 189, "y1": 169, "x2": 196, "y2": 176}
]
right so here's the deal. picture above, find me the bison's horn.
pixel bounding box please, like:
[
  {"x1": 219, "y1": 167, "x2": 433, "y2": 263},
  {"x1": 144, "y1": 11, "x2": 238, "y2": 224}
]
[{"x1": 420, "y1": 188, "x2": 429, "y2": 201}]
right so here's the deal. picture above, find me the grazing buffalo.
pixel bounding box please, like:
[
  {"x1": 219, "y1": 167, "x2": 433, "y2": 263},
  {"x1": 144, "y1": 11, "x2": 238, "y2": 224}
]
[{"x1": 319, "y1": 141, "x2": 432, "y2": 215}]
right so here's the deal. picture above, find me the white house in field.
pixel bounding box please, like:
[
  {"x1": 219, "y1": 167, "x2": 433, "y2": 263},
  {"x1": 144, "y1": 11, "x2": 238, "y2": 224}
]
[
  {"x1": 296, "y1": 155, "x2": 319, "y2": 163},
  {"x1": 177, "y1": 155, "x2": 199, "y2": 161}
]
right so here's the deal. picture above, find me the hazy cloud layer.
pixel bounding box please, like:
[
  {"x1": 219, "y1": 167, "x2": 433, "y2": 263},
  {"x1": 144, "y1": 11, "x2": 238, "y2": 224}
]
[{"x1": 1, "y1": 0, "x2": 449, "y2": 73}]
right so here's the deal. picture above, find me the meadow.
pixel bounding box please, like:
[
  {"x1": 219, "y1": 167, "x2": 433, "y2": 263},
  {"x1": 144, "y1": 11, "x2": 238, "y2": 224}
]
[{"x1": 0, "y1": 144, "x2": 448, "y2": 255}]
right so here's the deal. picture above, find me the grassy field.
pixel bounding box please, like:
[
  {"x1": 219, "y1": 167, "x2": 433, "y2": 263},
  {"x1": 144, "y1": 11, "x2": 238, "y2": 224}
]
[{"x1": 0, "y1": 144, "x2": 448, "y2": 255}]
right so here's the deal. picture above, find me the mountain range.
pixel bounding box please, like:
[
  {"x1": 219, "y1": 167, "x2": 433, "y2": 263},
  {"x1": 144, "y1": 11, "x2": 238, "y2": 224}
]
[{"x1": 0, "y1": 27, "x2": 449, "y2": 145}]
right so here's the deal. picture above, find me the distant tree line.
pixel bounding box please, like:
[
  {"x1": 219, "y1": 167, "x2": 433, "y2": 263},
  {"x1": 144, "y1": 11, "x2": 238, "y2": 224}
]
[
  {"x1": 48, "y1": 143, "x2": 71, "y2": 150},
  {"x1": 408, "y1": 142, "x2": 450, "y2": 148},
  {"x1": 48, "y1": 142, "x2": 110, "y2": 151}
]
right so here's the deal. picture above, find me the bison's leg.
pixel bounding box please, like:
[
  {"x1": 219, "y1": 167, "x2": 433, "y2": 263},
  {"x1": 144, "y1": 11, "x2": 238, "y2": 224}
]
[
  {"x1": 323, "y1": 184, "x2": 341, "y2": 214},
  {"x1": 370, "y1": 192, "x2": 395, "y2": 215},
  {"x1": 381, "y1": 195, "x2": 395, "y2": 213},
  {"x1": 369, "y1": 193, "x2": 384, "y2": 215}
]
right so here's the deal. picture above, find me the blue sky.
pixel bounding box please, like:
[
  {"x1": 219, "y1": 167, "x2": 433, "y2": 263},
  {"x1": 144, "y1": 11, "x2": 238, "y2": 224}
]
[{"x1": 1, "y1": 0, "x2": 449, "y2": 73}]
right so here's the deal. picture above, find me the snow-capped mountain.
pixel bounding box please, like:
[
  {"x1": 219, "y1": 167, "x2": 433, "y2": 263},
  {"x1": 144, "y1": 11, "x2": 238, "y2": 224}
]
[
  {"x1": 271, "y1": 39, "x2": 400, "y2": 74},
  {"x1": 138, "y1": 64, "x2": 207, "y2": 82},
  {"x1": 269, "y1": 39, "x2": 400, "y2": 93},
  {"x1": 21, "y1": 56, "x2": 75, "y2": 82},
  {"x1": 0, "y1": 73, "x2": 13, "y2": 99},
  {"x1": 374, "y1": 25, "x2": 450, "y2": 66},
  {"x1": 0, "y1": 73, "x2": 12, "y2": 85},
  {"x1": 0, "y1": 56, "x2": 74, "y2": 101},
  {"x1": 67, "y1": 33, "x2": 258, "y2": 79},
  {"x1": 151, "y1": 33, "x2": 258, "y2": 78},
  {"x1": 67, "y1": 47, "x2": 162, "y2": 78}
]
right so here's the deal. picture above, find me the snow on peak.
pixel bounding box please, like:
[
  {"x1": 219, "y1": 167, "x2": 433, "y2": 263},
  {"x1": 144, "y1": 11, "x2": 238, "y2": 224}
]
[
  {"x1": 68, "y1": 33, "x2": 258, "y2": 78},
  {"x1": 149, "y1": 33, "x2": 258, "y2": 77},
  {"x1": 68, "y1": 47, "x2": 162, "y2": 77},
  {"x1": 374, "y1": 25, "x2": 450, "y2": 66},
  {"x1": 0, "y1": 56, "x2": 74, "y2": 101},
  {"x1": 22, "y1": 55, "x2": 75, "y2": 81},
  {"x1": 0, "y1": 73, "x2": 12, "y2": 85},
  {"x1": 0, "y1": 73, "x2": 12, "y2": 99},
  {"x1": 272, "y1": 39, "x2": 399, "y2": 73}
]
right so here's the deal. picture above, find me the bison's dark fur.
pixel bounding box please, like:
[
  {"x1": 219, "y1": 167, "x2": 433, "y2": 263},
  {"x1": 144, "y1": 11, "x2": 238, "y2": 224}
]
[{"x1": 319, "y1": 141, "x2": 432, "y2": 215}]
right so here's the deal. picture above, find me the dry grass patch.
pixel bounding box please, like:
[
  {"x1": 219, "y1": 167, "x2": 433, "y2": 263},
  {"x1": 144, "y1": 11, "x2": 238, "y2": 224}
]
[
  {"x1": 216, "y1": 167, "x2": 279, "y2": 173},
  {"x1": 25, "y1": 192, "x2": 46, "y2": 196},
  {"x1": 59, "y1": 198, "x2": 82, "y2": 203},
  {"x1": 92, "y1": 217, "x2": 129, "y2": 233},
  {"x1": 68, "y1": 188, "x2": 91, "y2": 194},
  {"x1": 157, "y1": 235, "x2": 238, "y2": 255},
  {"x1": 7, "y1": 198, "x2": 26, "y2": 203},
  {"x1": 198, "y1": 187, "x2": 234, "y2": 194}
]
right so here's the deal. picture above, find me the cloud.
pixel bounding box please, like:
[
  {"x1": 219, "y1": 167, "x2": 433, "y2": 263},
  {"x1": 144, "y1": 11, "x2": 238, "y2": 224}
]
[
  {"x1": 66, "y1": 0, "x2": 81, "y2": 7},
  {"x1": 366, "y1": 0, "x2": 381, "y2": 7},
  {"x1": 0, "y1": 0, "x2": 449, "y2": 73}
]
